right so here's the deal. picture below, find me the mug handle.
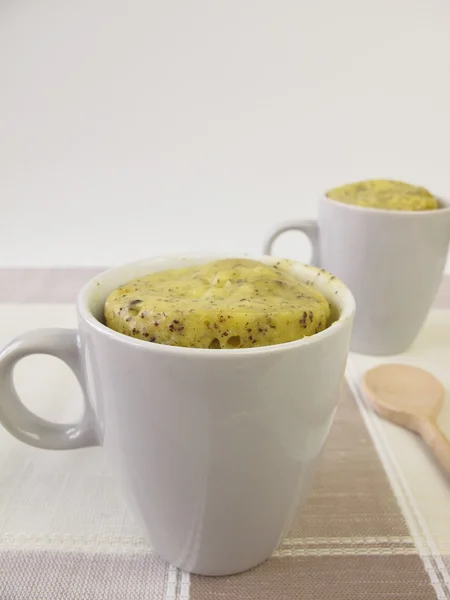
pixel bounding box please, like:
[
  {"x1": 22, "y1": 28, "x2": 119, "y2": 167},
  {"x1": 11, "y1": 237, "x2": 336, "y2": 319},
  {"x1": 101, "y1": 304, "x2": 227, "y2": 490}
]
[
  {"x1": 0, "y1": 328, "x2": 99, "y2": 450},
  {"x1": 263, "y1": 220, "x2": 320, "y2": 266}
]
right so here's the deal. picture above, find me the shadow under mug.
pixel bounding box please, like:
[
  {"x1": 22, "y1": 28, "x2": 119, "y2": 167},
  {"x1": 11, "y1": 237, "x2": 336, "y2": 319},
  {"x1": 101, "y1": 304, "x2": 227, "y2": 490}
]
[
  {"x1": 264, "y1": 196, "x2": 450, "y2": 355},
  {"x1": 0, "y1": 254, "x2": 354, "y2": 576}
]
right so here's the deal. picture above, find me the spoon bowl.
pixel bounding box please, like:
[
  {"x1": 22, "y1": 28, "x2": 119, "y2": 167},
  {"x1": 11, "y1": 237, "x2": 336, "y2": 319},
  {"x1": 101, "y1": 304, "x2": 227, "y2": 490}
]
[{"x1": 362, "y1": 363, "x2": 450, "y2": 476}]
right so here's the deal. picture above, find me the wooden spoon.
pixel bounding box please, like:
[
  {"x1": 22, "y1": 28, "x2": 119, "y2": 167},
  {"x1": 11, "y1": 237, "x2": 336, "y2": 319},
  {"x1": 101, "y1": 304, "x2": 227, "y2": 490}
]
[{"x1": 362, "y1": 363, "x2": 450, "y2": 476}]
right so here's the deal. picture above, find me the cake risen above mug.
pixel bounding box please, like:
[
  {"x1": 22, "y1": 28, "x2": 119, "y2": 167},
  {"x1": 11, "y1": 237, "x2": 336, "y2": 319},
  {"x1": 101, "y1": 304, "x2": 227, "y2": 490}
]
[
  {"x1": 104, "y1": 258, "x2": 331, "y2": 349},
  {"x1": 327, "y1": 179, "x2": 438, "y2": 211}
]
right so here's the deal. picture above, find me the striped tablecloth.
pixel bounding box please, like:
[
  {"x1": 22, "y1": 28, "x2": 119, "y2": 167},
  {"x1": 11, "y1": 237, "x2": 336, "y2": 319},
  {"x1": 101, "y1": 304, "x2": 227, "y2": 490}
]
[{"x1": 0, "y1": 270, "x2": 448, "y2": 600}]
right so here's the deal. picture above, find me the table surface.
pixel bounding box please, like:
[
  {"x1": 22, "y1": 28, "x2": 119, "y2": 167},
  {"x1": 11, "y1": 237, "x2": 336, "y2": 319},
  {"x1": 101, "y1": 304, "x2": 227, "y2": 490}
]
[{"x1": 0, "y1": 269, "x2": 449, "y2": 600}]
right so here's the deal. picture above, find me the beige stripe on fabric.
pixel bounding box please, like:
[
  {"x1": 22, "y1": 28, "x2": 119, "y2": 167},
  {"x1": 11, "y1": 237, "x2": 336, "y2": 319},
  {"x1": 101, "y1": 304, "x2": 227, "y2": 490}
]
[
  {"x1": 0, "y1": 550, "x2": 170, "y2": 600},
  {"x1": 190, "y1": 385, "x2": 436, "y2": 599},
  {"x1": 0, "y1": 269, "x2": 448, "y2": 305},
  {"x1": 435, "y1": 276, "x2": 450, "y2": 309},
  {"x1": 287, "y1": 385, "x2": 412, "y2": 540},
  {"x1": 191, "y1": 555, "x2": 438, "y2": 600},
  {"x1": 0, "y1": 268, "x2": 103, "y2": 303}
]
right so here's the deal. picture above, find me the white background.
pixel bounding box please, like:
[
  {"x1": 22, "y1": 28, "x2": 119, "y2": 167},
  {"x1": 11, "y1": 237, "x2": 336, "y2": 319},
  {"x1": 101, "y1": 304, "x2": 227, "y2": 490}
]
[{"x1": 1, "y1": 0, "x2": 450, "y2": 267}]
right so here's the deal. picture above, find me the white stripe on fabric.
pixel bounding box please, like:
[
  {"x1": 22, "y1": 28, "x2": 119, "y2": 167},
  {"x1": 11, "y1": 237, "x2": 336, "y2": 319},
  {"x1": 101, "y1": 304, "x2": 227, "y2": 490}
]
[
  {"x1": 273, "y1": 547, "x2": 418, "y2": 557},
  {"x1": 164, "y1": 565, "x2": 179, "y2": 600},
  {"x1": 179, "y1": 571, "x2": 190, "y2": 600},
  {"x1": 282, "y1": 536, "x2": 414, "y2": 546}
]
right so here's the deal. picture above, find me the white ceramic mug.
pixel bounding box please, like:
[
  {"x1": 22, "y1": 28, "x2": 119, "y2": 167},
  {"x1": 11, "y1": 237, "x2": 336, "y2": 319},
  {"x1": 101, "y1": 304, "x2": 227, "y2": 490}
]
[
  {"x1": 0, "y1": 255, "x2": 354, "y2": 576},
  {"x1": 264, "y1": 197, "x2": 450, "y2": 355}
]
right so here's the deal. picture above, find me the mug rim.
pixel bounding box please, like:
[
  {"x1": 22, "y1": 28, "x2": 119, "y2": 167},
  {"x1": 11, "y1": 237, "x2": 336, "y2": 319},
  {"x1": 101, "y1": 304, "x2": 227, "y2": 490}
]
[
  {"x1": 77, "y1": 254, "x2": 355, "y2": 357},
  {"x1": 321, "y1": 192, "x2": 450, "y2": 216}
]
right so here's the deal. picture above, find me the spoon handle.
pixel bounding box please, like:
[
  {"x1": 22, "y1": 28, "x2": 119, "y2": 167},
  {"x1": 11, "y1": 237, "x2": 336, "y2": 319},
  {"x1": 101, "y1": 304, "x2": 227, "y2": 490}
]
[{"x1": 419, "y1": 419, "x2": 450, "y2": 476}]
